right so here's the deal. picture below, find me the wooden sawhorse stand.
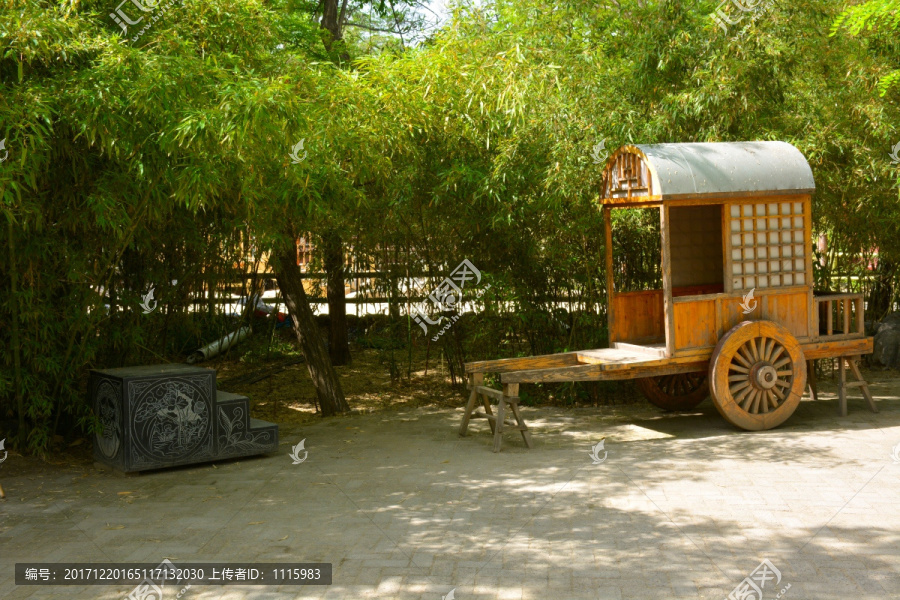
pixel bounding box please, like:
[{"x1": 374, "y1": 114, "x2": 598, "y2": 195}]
[
  {"x1": 806, "y1": 356, "x2": 878, "y2": 416},
  {"x1": 459, "y1": 373, "x2": 533, "y2": 452}
]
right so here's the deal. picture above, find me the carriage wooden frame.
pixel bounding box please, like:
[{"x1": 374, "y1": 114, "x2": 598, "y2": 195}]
[{"x1": 461, "y1": 142, "x2": 877, "y2": 451}]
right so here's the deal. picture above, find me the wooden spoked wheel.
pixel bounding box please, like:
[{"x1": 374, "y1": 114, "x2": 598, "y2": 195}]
[
  {"x1": 709, "y1": 321, "x2": 806, "y2": 431},
  {"x1": 637, "y1": 373, "x2": 709, "y2": 411}
]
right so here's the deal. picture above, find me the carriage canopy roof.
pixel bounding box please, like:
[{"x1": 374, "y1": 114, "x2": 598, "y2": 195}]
[{"x1": 601, "y1": 141, "x2": 815, "y2": 204}]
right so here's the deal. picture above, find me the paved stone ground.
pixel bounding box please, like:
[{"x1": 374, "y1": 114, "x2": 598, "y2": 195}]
[{"x1": 2, "y1": 370, "x2": 900, "y2": 600}]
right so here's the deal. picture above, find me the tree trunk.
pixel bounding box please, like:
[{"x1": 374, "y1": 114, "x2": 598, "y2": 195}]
[
  {"x1": 320, "y1": 0, "x2": 346, "y2": 47},
  {"x1": 388, "y1": 245, "x2": 400, "y2": 320},
  {"x1": 323, "y1": 230, "x2": 351, "y2": 365},
  {"x1": 320, "y1": 0, "x2": 350, "y2": 60},
  {"x1": 275, "y1": 244, "x2": 350, "y2": 416},
  {"x1": 868, "y1": 258, "x2": 896, "y2": 321}
]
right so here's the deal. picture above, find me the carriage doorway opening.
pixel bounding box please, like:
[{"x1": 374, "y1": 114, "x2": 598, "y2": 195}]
[{"x1": 668, "y1": 204, "x2": 724, "y2": 297}]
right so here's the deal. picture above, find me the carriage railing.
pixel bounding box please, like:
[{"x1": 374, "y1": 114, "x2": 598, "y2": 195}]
[{"x1": 814, "y1": 291, "x2": 865, "y2": 339}]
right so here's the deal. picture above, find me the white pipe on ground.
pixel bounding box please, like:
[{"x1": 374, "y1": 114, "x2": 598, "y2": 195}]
[{"x1": 187, "y1": 326, "x2": 251, "y2": 364}]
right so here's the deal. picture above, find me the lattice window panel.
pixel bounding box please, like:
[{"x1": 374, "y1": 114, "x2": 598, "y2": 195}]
[{"x1": 728, "y1": 202, "x2": 806, "y2": 291}]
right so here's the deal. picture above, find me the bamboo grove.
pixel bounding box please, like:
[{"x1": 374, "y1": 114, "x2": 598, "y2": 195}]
[{"x1": 1, "y1": 0, "x2": 899, "y2": 452}]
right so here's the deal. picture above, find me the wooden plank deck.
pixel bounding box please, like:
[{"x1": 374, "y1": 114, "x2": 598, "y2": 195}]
[
  {"x1": 461, "y1": 336, "x2": 874, "y2": 451},
  {"x1": 465, "y1": 337, "x2": 873, "y2": 384},
  {"x1": 464, "y1": 352, "x2": 581, "y2": 373},
  {"x1": 610, "y1": 341, "x2": 668, "y2": 358}
]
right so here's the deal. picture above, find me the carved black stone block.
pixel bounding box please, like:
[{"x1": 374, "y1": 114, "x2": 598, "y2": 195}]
[{"x1": 90, "y1": 364, "x2": 278, "y2": 472}]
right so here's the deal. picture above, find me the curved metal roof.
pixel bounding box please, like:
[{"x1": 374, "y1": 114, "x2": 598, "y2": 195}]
[{"x1": 622, "y1": 141, "x2": 815, "y2": 199}]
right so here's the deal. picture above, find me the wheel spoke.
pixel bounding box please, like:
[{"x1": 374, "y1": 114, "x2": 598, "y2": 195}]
[
  {"x1": 763, "y1": 339, "x2": 775, "y2": 362},
  {"x1": 769, "y1": 345, "x2": 785, "y2": 365},
  {"x1": 733, "y1": 350, "x2": 752, "y2": 368},
  {"x1": 685, "y1": 376, "x2": 698, "y2": 392},
  {"x1": 658, "y1": 376, "x2": 669, "y2": 395},
  {"x1": 728, "y1": 380, "x2": 750, "y2": 396},
  {"x1": 744, "y1": 390, "x2": 760, "y2": 412},
  {"x1": 775, "y1": 370, "x2": 793, "y2": 377},
  {"x1": 748, "y1": 340, "x2": 760, "y2": 362},
  {"x1": 729, "y1": 374, "x2": 749, "y2": 383},
  {"x1": 729, "y1": 364, "x2": 750, "y2": 374},
  {"x1": 734, "y1": 381, "x2": 753, "y2": 399},
  {"x1": 734, "y1": 384, "x2": 754, "y2": 404},
  {"x1": 740, "y1": 389, "x2": 757, "y2": 411},
  {"x1": 773, "y1": 357, "x2": 792, "y2": 369},
  {"x1": 640, "y1": 373, "x2": 708, "y2": 411},
  {"x1": 765, "y1": 390, "x2": 778, "y2": 412},
  {"x1": 750, "y1": 391, "x2": 762, "y2": 414}
]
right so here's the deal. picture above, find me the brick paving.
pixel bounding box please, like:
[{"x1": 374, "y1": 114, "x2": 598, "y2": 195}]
[{"x1": 2, "y1": 369, "x2": 900, "y2": 599}]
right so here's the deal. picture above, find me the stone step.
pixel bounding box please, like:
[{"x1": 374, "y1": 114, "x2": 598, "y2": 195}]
[
  {"x1": 90, "y1": 363, "x2": 278, "y2": 472},
  {"x1": 215, "y1": 390, "x2": 278, "y2": 460},
  {"x1": 216, "y1": 390, "x2": 251, "y2": 404}
]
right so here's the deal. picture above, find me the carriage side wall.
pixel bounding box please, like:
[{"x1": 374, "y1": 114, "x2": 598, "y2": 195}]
[{"x1": 670, "y1": 194, "x2": 812, "y2": 356}]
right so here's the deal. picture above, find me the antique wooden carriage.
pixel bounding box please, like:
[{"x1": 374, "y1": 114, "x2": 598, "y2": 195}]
[{"x1": 461, "y1": 142, "x2": 877, "y2": 451}]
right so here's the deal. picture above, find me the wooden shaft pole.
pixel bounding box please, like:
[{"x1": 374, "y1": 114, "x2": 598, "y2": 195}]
[{"x1": 604, "y1": 206, "x2": 616, "y2": 344}]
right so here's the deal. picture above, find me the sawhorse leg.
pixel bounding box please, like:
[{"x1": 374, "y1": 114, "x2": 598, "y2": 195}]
[
  {"x1": 460, "y1": 377, "x2": 532, "y2": 452},
  {"x1": 838, "y1": 356, "x2": 847, "y2": 416},
  {"x1": 459, "y1": 373, "x2": 483, "y2": 437},
  {"x1": 508, "y1": 389, "x2": 533, "y2": 450},
  {"x1": 807, "y1": 359, "x2": 818, "y2": 401},
  {"x1": 838, "y1": 355, "x2": 878, "y2": 416},
  {"x1": 492, "y1": 387, "x2": 507, "y2": 453},
  {"x1": 492, "y1": 383, "x2": 532, "y2": 453}
]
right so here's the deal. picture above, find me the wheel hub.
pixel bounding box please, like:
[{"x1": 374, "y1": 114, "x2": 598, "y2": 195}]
[{"x1": 750, "y1": 364, "x2": 778, "y2": 390}]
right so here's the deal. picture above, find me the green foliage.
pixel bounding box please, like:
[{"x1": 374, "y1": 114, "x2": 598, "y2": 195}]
[
  {"x1": 2, "y1": 0, "x2": 900, "y2": 453},
  {"x1": 832, "y1": 0, "x2": 900, "y2": 96}
]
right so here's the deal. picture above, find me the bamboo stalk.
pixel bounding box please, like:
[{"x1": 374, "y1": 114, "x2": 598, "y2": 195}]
[
  {"x1": 406, "y1": 237, "x2": 413, "y2": 381},
  {"x1": 51, "y1": 185, "x2": 156, "y2": 406},
  {"x1": 7, "y1": 219, "x2": 25, "y2": 438}
]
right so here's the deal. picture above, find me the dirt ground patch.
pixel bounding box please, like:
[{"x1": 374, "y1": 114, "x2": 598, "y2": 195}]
[{"x1": 2, "y1": 338, "x2": 896, "y2": 481}]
